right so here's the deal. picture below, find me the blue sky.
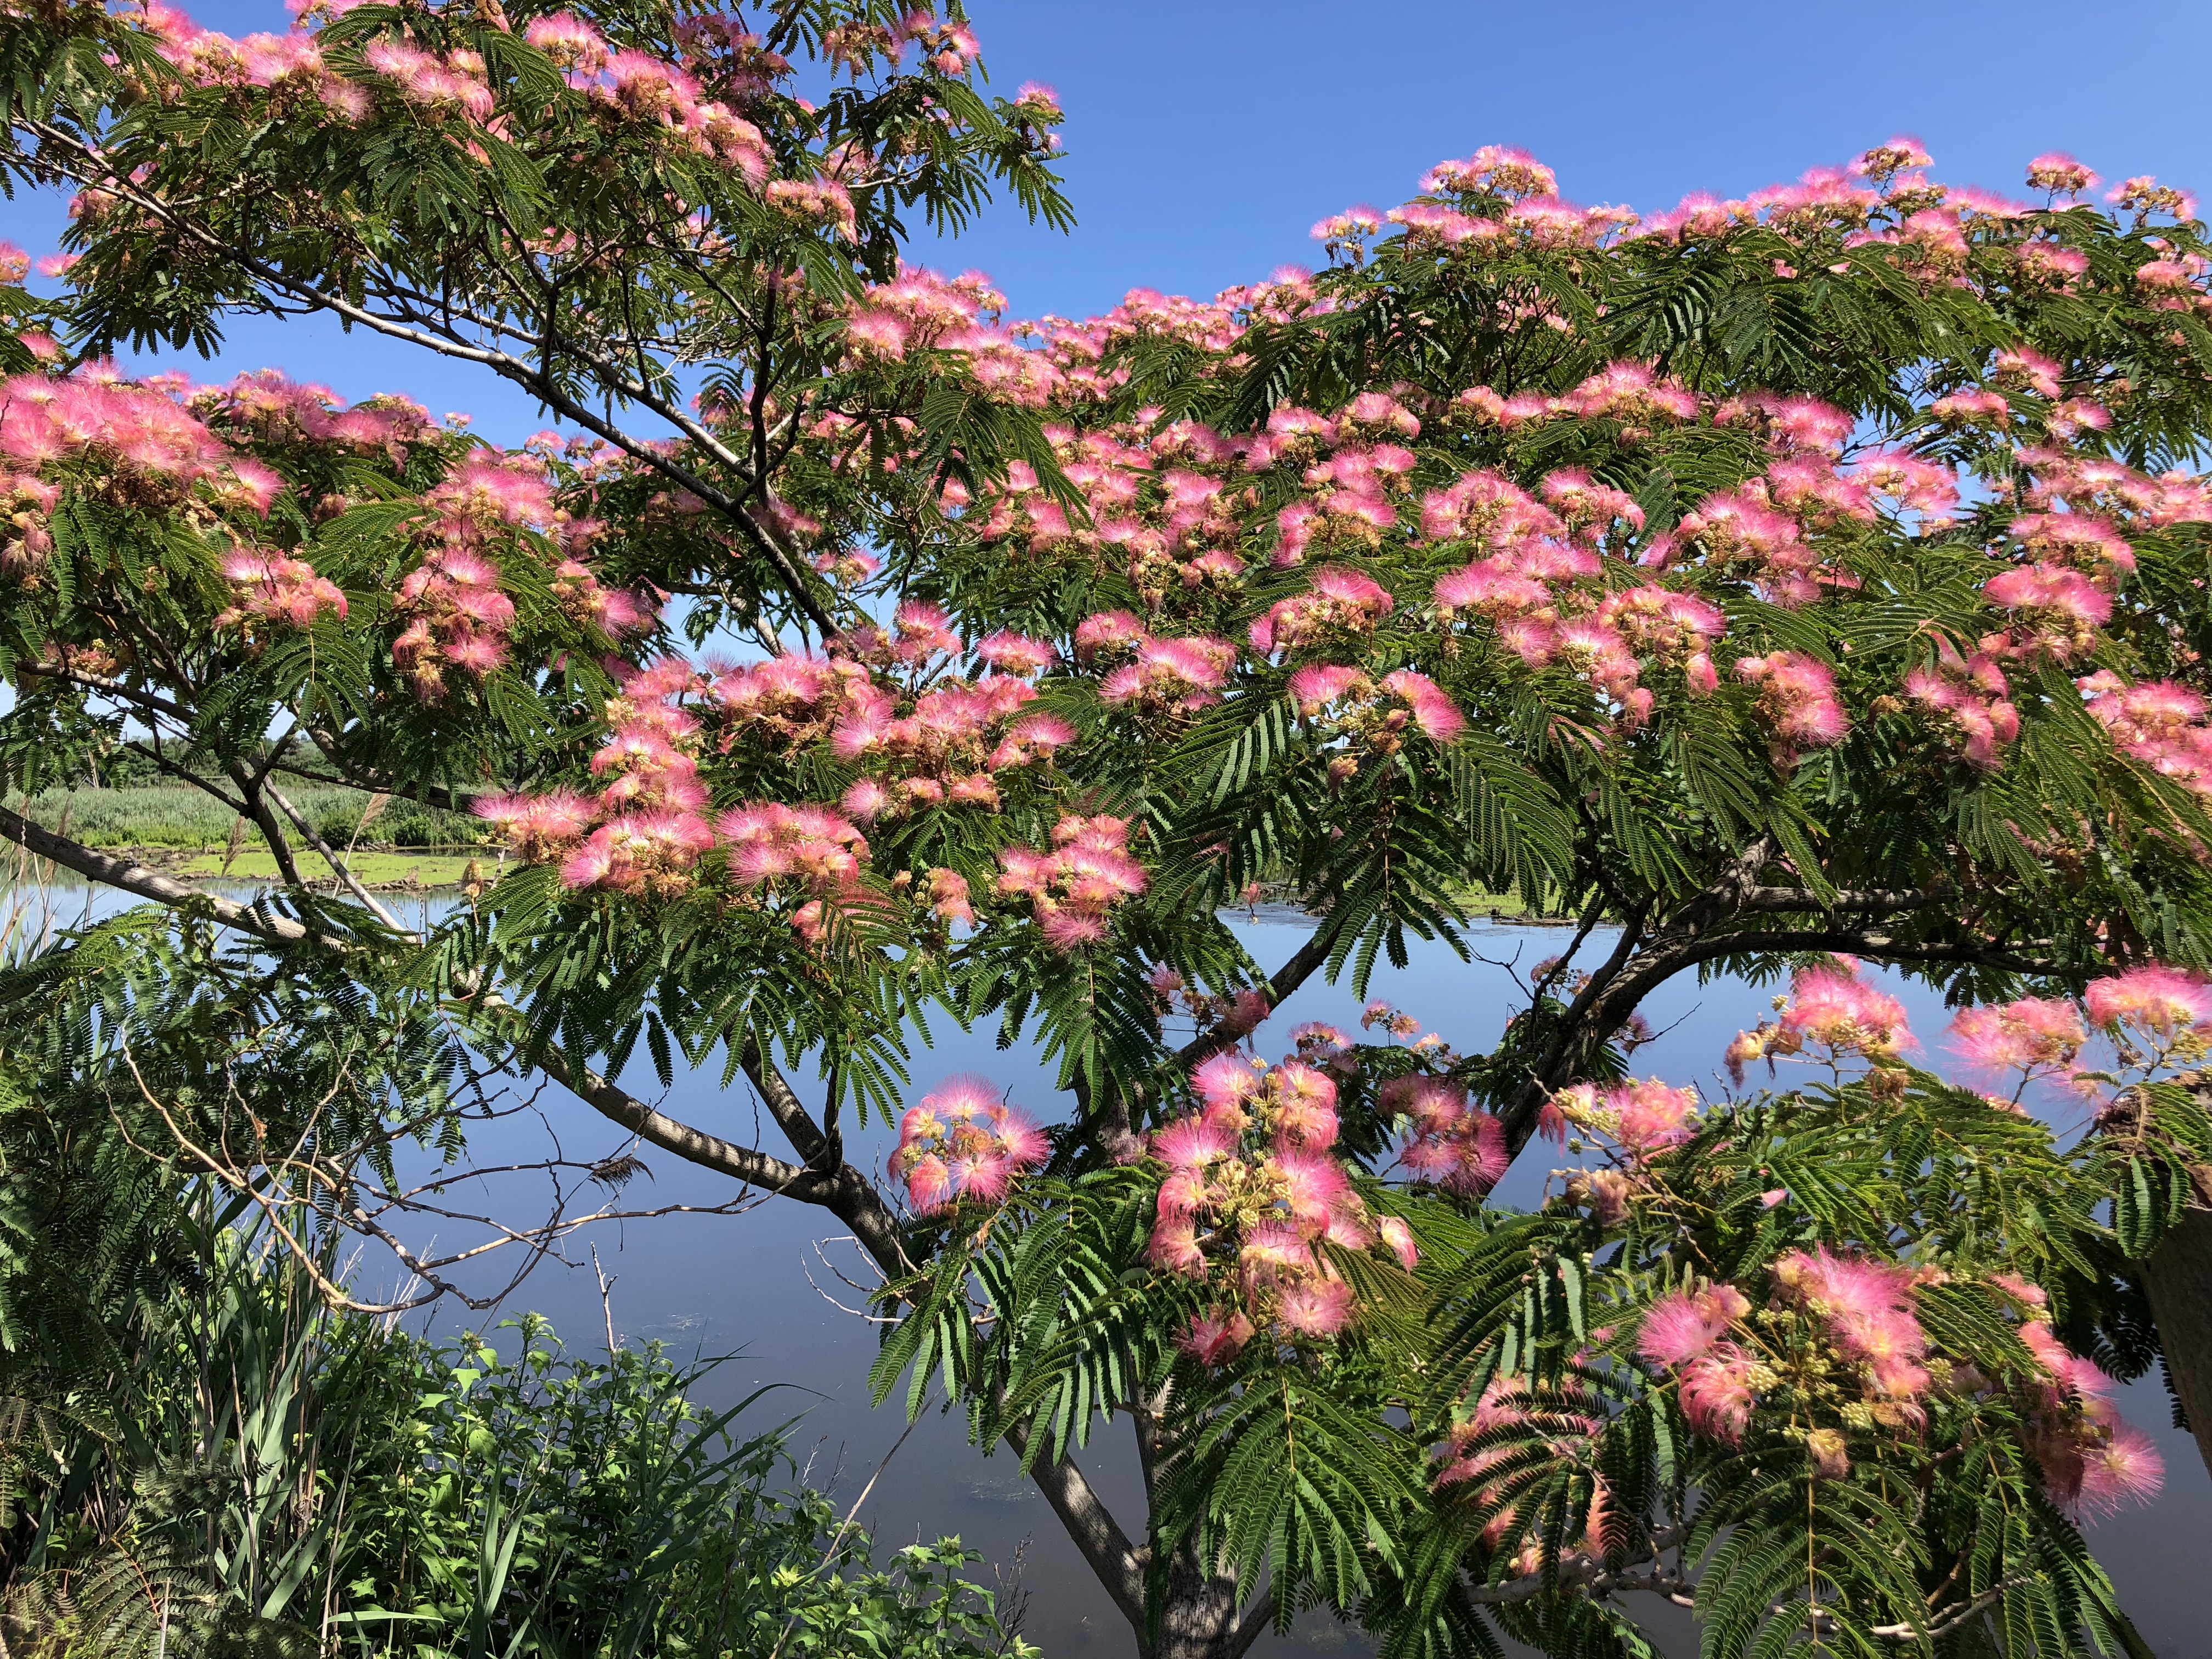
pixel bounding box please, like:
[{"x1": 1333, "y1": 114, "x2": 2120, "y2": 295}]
[{"x1": 14, "y1": 0, "x2": 2212, "y2": 441}]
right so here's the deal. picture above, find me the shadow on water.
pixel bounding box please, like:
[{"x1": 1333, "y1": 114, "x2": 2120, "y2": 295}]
[{"x1": 21, "y1": 880, "x2": 2212, "y2": 1656}]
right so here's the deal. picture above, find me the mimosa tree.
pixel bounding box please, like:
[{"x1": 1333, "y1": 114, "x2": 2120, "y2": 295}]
[{"x1": 5, "y1": 3, "x2": 2212, "y2": 1652}]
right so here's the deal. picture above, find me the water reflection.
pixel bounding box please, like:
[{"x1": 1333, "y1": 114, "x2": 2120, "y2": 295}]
[{"x1": 20, "y1": 881, "x2": 2212, "y2": 1655}]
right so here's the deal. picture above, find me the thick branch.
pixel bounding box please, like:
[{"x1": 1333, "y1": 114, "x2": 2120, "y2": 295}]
[
  {"x1": 0, "y1": 801, "x2": 312, "y2": 941},
  {"x1": 17, "y1": 661, "x2": 190, "y2": 722},
  {"x1": 1495, "y1": 830, "x2": 2056, "y2": 1151},
  {"x1": 1739, "y1": 885, "x2": 1949, "y2": 915},
  {"x1": 1171, "y1": 925, "x2": 1336, "y2": 1072},
  {"x1": 737, "y1": 1036, "x2": 911, "y2": 1278}
]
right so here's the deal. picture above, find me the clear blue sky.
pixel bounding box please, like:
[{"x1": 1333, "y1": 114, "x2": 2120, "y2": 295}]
[{"x1": 14, "y1": 0, "x2": 2212, "y2": 441}]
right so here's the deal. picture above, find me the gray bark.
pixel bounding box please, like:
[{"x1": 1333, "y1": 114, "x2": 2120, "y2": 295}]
[{"x1": 2138, "y1": 1199, "x2": 2212, "y2": 1482}]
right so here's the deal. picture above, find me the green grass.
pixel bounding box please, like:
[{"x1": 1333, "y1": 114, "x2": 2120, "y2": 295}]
[
  {"x1": 15, "y1": 784, "x2": 487, "y2": 852},
  {"x1": 174, "y1": 849, "x2": 487, "y2": 888}
]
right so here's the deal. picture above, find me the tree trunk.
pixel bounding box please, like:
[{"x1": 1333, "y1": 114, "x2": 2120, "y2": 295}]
[
  {"x1": 2139, "y1": 1199, "x2": 2212, "y2": 1481},
  {"x1": 1143, "y1": 1544, "x2": 1254, "y2": 1659}
]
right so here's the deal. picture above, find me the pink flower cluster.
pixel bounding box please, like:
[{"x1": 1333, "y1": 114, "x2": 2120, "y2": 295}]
[
  {"x1": 134, "y1": 4, "x2": 371, "y2": 121},
  {"x1": 720, "y1": 802, "x2": 872, "y2": 939},
  {"x1": 1097, "y1": 632, "x2": 1238, "y2": 714},
  {"x1": 1626, "y1": 1251, "x2": 2165, "y2": 1513},
  {"x1": 1779, "y1": 963, "x2": 1912, "y2": 1059},
  {"x1": 390, "y1": 453, "x2": 646, "y2": 699},
  {"x1": 1979, "y1": 564, "x2": 2111, "y2": 663},
  {"x1": 830, "y1": 646, "x2": 1073, "y2": 819},
  {"x1": 1150, "y1": 1049, "x2": 1415, "y2": 1366},
  {"x1": 363, "y1": 36, "x2": 495, "y2": 122},
  {"x1": 2018, "y1": 496, "x2": 2139, "y2": 565},
  {"x1": 558, "y1": 806, "x2": 720, "y2": 899},
  {"x1": 1636, "y1": 1282, "x2": 1758, "y2": 1443},
  {"x1": 995, "y1": 814, "x2": 1147, "y2": 952},
  {"x1": 0, "y1": 473, "x2": 59, "y2": 582},
  {"x1": 195, "y1": 369, "x2": 431, "y2": 464},
  {"x1": 1902, "y1": 643, "x2": 2020, "y2": 768},
  {"x1": 1424, "y1": 471, "x2": 1734, "y2": 720},
  {"x1": 2082, "y1": 673, "x2": 2212, "y2": 798},
  {"x1": 1386, "y1": 191, "x2": 1637, "y2": 258},
  {"x1": 1775, "y1": 1249, "x2": 1935, "y2": 1424},
  {"x1": 843, "y1": 266, "x2": 1006, "y2": 362},
  {"x1": 392, "y1": 548, "x2": 516, "y2": 698},
  {"x1": 1432, "y1": 1373, "x2": 1613, "y2": 1569},
  {"x1": 2027, "y1": 153, "x2": 2099, "y2": 198},
  {"x1": 2020, "y1": 449, "x2": 2212, "y2": 531},
  {"x1": 522, "y1": 12, "x2": 773, "y2": 179},
  {"x1": 1946, "y1": 997, "x2": 2086, "y2": 1090},
  {"x1": 2018, "y1": 1317, "x2": 2167, "y2": 1519},
  {"x1": 887, "y1": 1075, "x2": 1049, "y2": 1215},
  {"x1": 1675, "y1": 457, "x2": 1873, "y2": 607},
  {"x1": 1, "y1": 366, "x2": 279, "y2": 533},
  {"x1": 1454, "y1": 364, "x2": 1697, "y2": 437},
  {"x1": 1732, "y1": 652, "x2": 1849, "y2": 766},
  {"x1": 711, "y1": 652, "x2": 878, "y2": 748},
  {"x1": 1725, "y1": 962, "x2": 1911, "y2": 1084},
  {"x1": 1389, "y1": 1076, "x2": 1509, "y2": 1195},
  {"x1": 1248, "y1": 566, "x2": 1395, "y2": 654},
  {"x1": 1421, "y1": 145, "x2": 1559, "y2": 201},
  {"x1": 2084, "y1": 964, "x2": 2212, "y2": 1044},
  {"x1": 1286, "y1": 665, "x2": 1466, "y2": 761},
  {"x1": 764, "y1": 178, "x2": 859, "y2": 240},
  {"x1": 216, "y1": 549, "x2": 348, "y2": 632},
  {"x1": 477, "y1": 662, "x2": 721, "y2": 901},
  {"x1": 1543, "y1": 1077, "x2": 1700, "y2": 1163}
]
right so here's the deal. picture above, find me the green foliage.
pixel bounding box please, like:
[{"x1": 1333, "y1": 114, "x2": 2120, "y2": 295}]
[{"x1": 1, "y1": 1238, "x2": 1031, "y2": 1658}]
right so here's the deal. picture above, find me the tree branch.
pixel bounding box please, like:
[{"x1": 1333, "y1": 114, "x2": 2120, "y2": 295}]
[{"x1": 1172, "y1": 924, "x2": 1337, "y2": 1072}]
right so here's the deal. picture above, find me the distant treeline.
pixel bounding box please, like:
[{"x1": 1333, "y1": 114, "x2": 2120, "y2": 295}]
[{"x1": 14, "y1": 781, "x2": 487, "y2": 850}]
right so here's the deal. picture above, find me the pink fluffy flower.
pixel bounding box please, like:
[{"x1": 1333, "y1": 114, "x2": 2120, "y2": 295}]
[
  {"x1": 1946, "y1": 998, "x2": 2085, "y2": 1079},
  {"x1": 1610, "y1": 1078, "x2": 1700, "y2": 1156},
  {"x1": 902, "y1": 1151, "x2": 952, "y2": 1213},
  {"x1": 1639, "y1": 1284, "x2": 1752, "y2": 1369},
  {"x1": 1153, "y1": 1114, "x2": 1238, "y2": 1170},
  {"x1": 1179, "y1": 1307, "x2": 1256, "y2": 1367},
  {"x1": 1276, "y1": 1277, "x2": 1356, "y2": 1339},
  {"x1": 1780, "y1": 965, "x2": 1912, "y2": 1058},
  {"x1": 1193, "y1": 1051, "x2": 1263, "y2": 1111},
  {"x1": 1148, "y1": 1216, "x2": 1206, "y2": 1276},
  {"x1": 1677, "y1": 1345, "x2": 1758, "y2": 1444},
  {"x1": 2075, "y1": 1422, "x2": 2167, "y2": 1520},
  {"x1": 1378, "y1": 1216, "x2": 1419, "y2": 1271},
  {"x1": 975, "y1": 629, "x2": 1056, "y2": 674},
  {"x1": 1270, "y1": 1148, "x2": 1350, "y2": 1226},
  {"x1": 2027, "y1": 153, "x2": 2098, "y2": 198},
  {"x1": 2084, "y1": 966, "x2": 2212, "y2": 1040}
]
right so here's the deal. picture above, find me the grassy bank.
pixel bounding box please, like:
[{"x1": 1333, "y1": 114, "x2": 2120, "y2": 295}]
[{"x1": 14, "y1": 783, "x2": 487, "y2": 851}]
